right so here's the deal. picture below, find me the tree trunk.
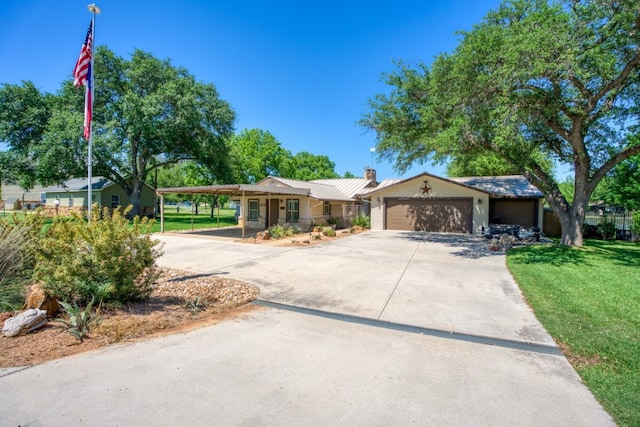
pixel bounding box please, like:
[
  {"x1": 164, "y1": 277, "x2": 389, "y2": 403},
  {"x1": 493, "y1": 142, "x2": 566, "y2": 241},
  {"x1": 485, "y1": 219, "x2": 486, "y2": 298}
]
[
  {"x1": 130, "y1": 179, "x2": 142, "y2": 217},
  {"x1": 557, "y1": 209, "x2": 584, "y2": 246},
  {"x1": 550, "y1": 192, "x2": 588, "y2": 247}
]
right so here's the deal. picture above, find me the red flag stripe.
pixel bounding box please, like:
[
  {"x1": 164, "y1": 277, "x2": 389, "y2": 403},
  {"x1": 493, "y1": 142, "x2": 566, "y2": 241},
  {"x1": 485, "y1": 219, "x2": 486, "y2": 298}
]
[{"x1": 73, "y1": 21, "x2": 93, "y2": 87}]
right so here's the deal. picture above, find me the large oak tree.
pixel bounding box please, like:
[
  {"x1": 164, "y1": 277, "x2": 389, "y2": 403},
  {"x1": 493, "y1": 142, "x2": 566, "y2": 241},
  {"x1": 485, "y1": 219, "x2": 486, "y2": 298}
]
[
  {"x1": 361, "y1": 0, "x2": 640, "y2": 246},
  {"x1": 1, "y1": 47, "x2": 235, "y2": 216}
]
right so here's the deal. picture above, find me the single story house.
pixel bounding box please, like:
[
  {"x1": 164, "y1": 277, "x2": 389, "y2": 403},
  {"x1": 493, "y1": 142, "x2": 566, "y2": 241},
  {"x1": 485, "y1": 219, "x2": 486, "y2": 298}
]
[
  {"x1": 155, "y1": 169, "x2": 378, "y2": 234},
  {"x1": 156, "y1": 169, "x2": 545, "y2": 235},
  {"x1": 359, "y1": 173, "x2": 544, "y2": 233},
  {"x1": 1, "y1": 177, "x2": 155, "y2": 214}
]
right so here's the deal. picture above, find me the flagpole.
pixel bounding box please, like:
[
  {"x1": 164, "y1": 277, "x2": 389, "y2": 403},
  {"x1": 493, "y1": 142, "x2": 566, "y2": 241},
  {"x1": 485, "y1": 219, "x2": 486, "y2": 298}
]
[{"x1": 87, "y1": 4, "x2": 100, "y2": 223}]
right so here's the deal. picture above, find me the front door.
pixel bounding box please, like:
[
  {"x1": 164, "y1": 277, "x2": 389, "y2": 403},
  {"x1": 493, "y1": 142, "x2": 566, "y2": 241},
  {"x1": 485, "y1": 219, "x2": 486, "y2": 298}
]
[{"x1": 267, "y1": 199, "x2": 279, "y2": 227}]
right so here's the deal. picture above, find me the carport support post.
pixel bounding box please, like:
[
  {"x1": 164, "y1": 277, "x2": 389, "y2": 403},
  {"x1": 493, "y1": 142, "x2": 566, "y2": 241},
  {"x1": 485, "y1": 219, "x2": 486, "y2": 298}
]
[
  {"x1": 160, "y1": 194, "x2": 165, "y2": 233},
  {"x1": 241, "y1": 190, "x2": 245, "y2": 239}
]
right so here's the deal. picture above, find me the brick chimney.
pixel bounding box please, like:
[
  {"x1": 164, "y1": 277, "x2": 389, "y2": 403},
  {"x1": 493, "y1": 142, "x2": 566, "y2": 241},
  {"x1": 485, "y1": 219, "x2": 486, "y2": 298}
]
[{"x1": 364, "y1": 167, "x2": 377, "y2": 184}]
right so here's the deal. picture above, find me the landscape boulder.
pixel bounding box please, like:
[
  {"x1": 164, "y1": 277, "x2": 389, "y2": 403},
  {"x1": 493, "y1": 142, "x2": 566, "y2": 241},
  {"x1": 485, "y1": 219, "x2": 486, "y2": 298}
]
[
  {"x1": 2, "y1": 309, "x2": 48, "y2": 337},
  {"x1": 23, "y1": 284, "x2": 60, "y2": 316},
  {"x1": 256, "y1": 230, "x2": 271, "y2": 240}
]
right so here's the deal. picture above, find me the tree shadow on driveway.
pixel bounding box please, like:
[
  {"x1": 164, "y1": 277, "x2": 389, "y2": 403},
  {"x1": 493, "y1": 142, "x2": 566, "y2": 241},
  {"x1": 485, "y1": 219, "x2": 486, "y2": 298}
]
[{"x1": 393, "y1": 231, "x2": 507, "y2": 259}]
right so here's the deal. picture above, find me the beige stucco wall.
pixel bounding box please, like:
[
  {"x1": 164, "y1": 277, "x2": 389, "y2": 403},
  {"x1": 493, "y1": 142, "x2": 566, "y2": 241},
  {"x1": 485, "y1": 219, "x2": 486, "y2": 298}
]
[
  {"x1": 241, "y1": 196, "x2": 312, "y2": 230},
  {"x1": 369, "y1": 175, "x2": 489, "y2": 233},
  {"x1": 239, "y1": 196, "x2": 355, "y2": 230}
]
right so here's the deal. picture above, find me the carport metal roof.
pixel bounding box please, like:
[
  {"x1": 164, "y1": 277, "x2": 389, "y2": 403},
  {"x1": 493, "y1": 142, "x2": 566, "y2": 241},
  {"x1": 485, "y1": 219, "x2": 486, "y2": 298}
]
[{"x1": 156, "y1": 184, "x2": 309, "y2": 197}]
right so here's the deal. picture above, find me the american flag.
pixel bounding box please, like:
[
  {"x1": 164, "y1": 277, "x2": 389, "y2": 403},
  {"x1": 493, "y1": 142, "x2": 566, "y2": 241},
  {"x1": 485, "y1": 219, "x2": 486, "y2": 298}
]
[{"x1": 73, "y1": 21, "x2": 93, "y2": 139}]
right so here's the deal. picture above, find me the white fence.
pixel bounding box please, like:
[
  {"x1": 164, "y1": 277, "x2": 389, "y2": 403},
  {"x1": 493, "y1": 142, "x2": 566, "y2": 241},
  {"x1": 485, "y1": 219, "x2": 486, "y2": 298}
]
[{"x1": 584, "y1": 212, "x2": 634, "y2": 231}]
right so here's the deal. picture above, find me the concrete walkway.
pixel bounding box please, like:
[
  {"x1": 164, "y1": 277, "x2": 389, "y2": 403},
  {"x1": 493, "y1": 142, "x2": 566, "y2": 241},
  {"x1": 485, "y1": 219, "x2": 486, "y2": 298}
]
[{"x1": 0, "y1": 231, "x2": 613, "y2": 426}]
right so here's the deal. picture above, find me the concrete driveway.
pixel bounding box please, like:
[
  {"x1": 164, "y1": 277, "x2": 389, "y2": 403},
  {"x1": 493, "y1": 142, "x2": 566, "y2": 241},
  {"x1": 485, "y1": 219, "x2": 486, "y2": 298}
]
[{"x1": 0, "y1": 231, "x2": 613, "y2": 426}]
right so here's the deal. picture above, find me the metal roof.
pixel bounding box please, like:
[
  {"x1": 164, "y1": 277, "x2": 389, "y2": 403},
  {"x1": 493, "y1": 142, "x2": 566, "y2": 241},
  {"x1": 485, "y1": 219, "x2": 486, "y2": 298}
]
[
  {"x1": 156, "y1": 184, "x2": 309, "y2": 197},
  {"x1": 41, "y1": 177, "x2": 112, "y2": 193},
  {"x1": 357, "y1": 178, "x2": 404, "y2": 196},
  {"x1": 450, "y1": 175, "x2": 543, "y2": 198},
  {"x1": 256, "y1": 177, "x2": 355, "y2": 201},
  {"x1": 310, "y1": 178, "x2": 374, "y2": 198},
  {"x1": 359, "y1": 171, "x2": 493, "y2": 196}
]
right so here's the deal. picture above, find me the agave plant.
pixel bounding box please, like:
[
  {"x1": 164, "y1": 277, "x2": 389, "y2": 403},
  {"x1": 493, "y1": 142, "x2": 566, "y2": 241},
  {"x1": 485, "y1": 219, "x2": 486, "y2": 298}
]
[{"x1": 57, "y1": 297, "x2": 102, "y2": 341}]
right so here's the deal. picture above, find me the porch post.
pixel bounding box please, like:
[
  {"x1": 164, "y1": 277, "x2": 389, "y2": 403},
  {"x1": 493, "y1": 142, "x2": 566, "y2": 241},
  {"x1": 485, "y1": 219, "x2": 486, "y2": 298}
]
[
  {"x1": 160, "y1": 194, "x2": 165, "y2": 233},
  {"x1": 191, "y1": 195, "x2": 194, "y2": 231},
  {"x1": 241, "y1": 190, "x2": 245, "y2": 239}
]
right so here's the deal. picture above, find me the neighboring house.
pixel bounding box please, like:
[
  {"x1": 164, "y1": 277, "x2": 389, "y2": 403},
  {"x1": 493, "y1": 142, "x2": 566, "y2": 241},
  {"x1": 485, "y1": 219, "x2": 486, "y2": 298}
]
[
  {"x1": 360, "y1": 173, "x2": 544, "y2": 233},
  {"x1": 1, "y1": 177, "x2": 155, "y2": 214},
  {"x1": 156, "y1": 169, "x2": 545, "y2": 234},
  {"x1": 0, "y1": 183, "x2": 49, "y2": 210}
]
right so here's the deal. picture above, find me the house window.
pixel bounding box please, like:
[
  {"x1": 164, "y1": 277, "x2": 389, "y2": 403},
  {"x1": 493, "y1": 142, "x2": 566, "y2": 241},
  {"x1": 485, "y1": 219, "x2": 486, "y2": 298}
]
[
  {"x1": 286, "y1": 199, "x2": 299, "y2": 223},
  {"x1": 323, "y1": 201, "x2": 330, "y2": 216},
  {"x1": 111, "y1": 195, "x2": 120, "y2": 209},
  {"x1": 40, "y1": 193, "x2": 46, "y2": 204},
  {"x1": 248, "y1": 199, "x2": 259, "y2": 221},
  {"x1": 68, "y1": 195, "x2": 74, "y2": 208}
]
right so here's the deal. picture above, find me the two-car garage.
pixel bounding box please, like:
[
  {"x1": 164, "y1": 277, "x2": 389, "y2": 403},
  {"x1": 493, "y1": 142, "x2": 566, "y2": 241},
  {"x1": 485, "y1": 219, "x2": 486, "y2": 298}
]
[
  {"x1": 384, "y1": 197, "x2": 473, "y2": 233},
  {"x1": 365, "y1": 172, "x2": 544, "y2": 233}
]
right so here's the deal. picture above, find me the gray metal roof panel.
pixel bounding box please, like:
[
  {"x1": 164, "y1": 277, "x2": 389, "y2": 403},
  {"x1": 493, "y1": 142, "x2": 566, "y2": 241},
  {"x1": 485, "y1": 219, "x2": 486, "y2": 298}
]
[
  {"x1": 261, "y1": 177, "x2": 355, "y2": 201},
  {"x1": 450, "y1": 175, "x2": 543, "y2": 198},
  {"x1": 310, "y1": 178, "x2": 373, "y2": 198},
  {"x1": 41, "y1": 177, "x2": 111, "y2": 192}
]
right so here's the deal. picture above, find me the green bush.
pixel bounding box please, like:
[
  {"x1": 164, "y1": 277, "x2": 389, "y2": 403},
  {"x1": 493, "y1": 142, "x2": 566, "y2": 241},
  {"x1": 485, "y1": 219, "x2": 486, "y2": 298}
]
[
  {"x1": 596, "y1": 215, "x2": 617, "y2": 240},
  {"x1": 631, "y1": 212, "x2": 640, "y2": 241},
  {"x1": 34, "y1": 206, "x2": 163, "y2": 305},
  {"x1": 268, "y1": 223, "x2": 299, "y2": 239},
  {"x1": 323, "y1": 227, "x2": 336, "y2": 237},
  {"x1": 0, "y1": 214, "x2": 44, "y2": 311},
  {"x1": 351, "y1": 214, "x2": 370, "y2": 229}
]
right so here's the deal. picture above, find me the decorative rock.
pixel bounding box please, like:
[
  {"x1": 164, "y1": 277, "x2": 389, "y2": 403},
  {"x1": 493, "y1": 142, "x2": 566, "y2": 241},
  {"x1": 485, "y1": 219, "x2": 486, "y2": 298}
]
[
  {"x1": 2, "y1": 309, "x2": 48, "y2": 337},
  {"x1": 23, "y1": 285, "x2": 60, "y2": 316},
  {"x1": 499, "y1": 233, "x2": 516, "y2": 251},
  {"x1": 255, "y1": 230, "x2": 271, "y2": 240}
]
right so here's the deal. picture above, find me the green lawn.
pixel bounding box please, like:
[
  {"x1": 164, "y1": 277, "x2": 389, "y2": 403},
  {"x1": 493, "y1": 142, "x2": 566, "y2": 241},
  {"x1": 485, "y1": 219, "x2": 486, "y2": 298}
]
[
  {"x1": 1, "y1": 206, "x2": 238, "y2": 233},
  {"x1": 507, "y1": 241, "x2": 640, "y2": 427},
  {"x1": 150, "y1": 206, "x2": 237, "y2": 232}
]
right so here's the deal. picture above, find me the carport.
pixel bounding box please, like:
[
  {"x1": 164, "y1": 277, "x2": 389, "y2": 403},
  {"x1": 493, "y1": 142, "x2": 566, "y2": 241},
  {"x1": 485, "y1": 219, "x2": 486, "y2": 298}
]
[{"x1": 155, "y1": 184, "x2": 308, "y2": 238}]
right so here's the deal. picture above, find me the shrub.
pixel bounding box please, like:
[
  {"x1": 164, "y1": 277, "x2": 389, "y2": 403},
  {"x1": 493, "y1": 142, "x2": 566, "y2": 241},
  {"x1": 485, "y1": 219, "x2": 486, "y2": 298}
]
[
  {"x1": 0, "y1": 214, "x2": 44, "y2": 311},
  {"x1": 268, "y1": 223, "x2": 299, "y2": 239},
  {"x1": 34, "y1": 206, "x2": 163, "y2": 305},
  {"x1": 596, "y1": 215, "x2": 617, "y2": 240},
  {"x1": 323, "y1": 227, "x2": 336, "y2": 237},
  {"x1": 351, "y1": 214, "x2": 370, "y2": 229},
  {"x1": 631, "y1": 213, "x2": 640, "y2": 242},
  {"x1": 582, "y1": 223, "x2": 598, "y2": 239}
]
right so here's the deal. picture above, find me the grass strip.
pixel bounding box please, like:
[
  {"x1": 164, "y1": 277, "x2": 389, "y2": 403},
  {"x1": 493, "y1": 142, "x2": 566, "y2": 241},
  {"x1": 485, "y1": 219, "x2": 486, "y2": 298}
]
[{"x1": 507, "y1": 240, "x2": 640, "y2": 427}]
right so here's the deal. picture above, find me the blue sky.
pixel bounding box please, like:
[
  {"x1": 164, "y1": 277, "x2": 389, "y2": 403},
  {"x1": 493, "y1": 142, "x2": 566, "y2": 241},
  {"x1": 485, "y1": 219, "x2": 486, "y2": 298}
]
[{"x1": 0, "y1": 0, "x2": 505, "y2": 181}]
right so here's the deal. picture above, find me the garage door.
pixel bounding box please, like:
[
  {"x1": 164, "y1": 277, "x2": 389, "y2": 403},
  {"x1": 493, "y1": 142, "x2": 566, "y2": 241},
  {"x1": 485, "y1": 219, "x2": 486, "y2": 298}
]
[
  {"x1": 490, "y1": 199, "x2": 537, "y2": 228},
  {"x1": 385, "y1": 198, "x2": 473, "y2": 233}
]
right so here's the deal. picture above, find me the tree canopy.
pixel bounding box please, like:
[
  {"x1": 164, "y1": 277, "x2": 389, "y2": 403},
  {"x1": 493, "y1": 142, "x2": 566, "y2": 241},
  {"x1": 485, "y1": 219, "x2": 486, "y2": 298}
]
[
  {"x1": 0, "y1": 47, "x2": 236, "y2": 215},
  {"x1": 361, "y1": 0, "x2": 640, "y2": 246},
  {"x1": 227, "y1": 128, "x2": 340, "y2": 183}
]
